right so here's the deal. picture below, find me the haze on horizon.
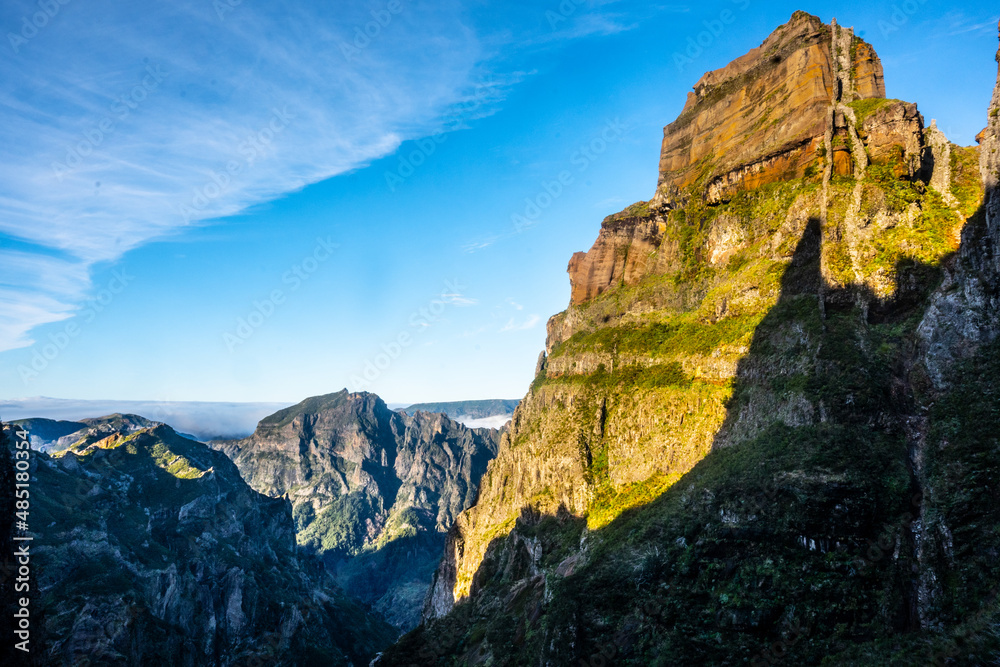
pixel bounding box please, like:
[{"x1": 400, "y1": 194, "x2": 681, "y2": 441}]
[{"x1": 1, "y1": 0, "x2": 997, "y2": 406}]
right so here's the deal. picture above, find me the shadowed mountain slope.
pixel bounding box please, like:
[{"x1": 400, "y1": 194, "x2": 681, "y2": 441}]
[{"x1": 2, "y1": 421, "x2": 397, "y2": 666}]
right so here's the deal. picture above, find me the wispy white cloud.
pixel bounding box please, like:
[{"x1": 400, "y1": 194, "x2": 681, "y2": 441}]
[
  {"x1": 442, "y1": 294, "x2": 479, "y2": 306},
  {"x1": 903, "y1": 9, "x2": 1000, "y2": 39},
  {"x1": 529, "y1": 0, "x2": 686, "y2": 45},
  {"x1": 0, "y1": 290, "x2": 76, "y2": 350},
  {"x1": 943, "y1": 15, "x2": 998, "y2": 37},
  {"x1": 0, "y1": 0, "x2": 646, "y2": 352},
  {"x1": 462, "y1": 236, "x2": 501, "y2": 253},
  {"x1": 0, "y1": 0, "x2": 494, "y2": 351},
  {"x1": 500, "y1": 314, "x2": 540, "y2": 332}
]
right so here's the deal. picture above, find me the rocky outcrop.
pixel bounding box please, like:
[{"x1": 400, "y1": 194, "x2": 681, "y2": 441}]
[
  {"x1": 982, "y1": 22, "x2": 1000, "y2": 227},
  {"x1": 654, "y1": 12, "x2": 883, "y2": 207},
  {"x1": 213, "y1": 391, "x2": 500, "y2": 630},
  {"x1": 566, "y1": 212, "x2": 674, "y2": 305},
  {"x1": 925, "y1": 119, "x2": 958, "y2": 205},
  {"x1": 564, "y1": 14, "x2": 940, "y2": 313},
  {"x1": 852, "y1": 39, "x2": 885, "y2": 98},
  {"x1": 856, "y1": 100, "x2": 925, "y2": 173},
  {"x1": 27, "y1": 424, "x2": 396, "y2": 665}
]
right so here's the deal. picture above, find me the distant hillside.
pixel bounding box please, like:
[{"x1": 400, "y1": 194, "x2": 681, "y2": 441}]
[
  {"x1": 10, "y1": 417, "x2": 86, "y2": 450},
  {"x1": 398, "y1": 399, "x2": 519, "y2": 422},
  {"x1": 1, "y1": 397, "x2": 290, "y2": 440},
  {"x1": 14, "y1": 414, "x2": 157, "y2": 452}
]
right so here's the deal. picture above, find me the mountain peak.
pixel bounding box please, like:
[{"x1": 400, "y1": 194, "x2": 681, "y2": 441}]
[
  {"x1": 212, "y1": 392, "x2": 501, "y2": 630},
  {"x1": 561, "y1": 13, "x2": 901, "y2": 308},
  {"x1": 654, "y1": 12, "x2": 884, "y2": 209},
  {"x1": 256, "y1": 388, "x2": 366, "y2": 428}
]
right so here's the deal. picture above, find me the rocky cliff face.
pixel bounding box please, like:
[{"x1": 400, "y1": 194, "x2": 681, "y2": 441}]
[
  {"x1": 213, "y1": 390, "x2": 500, "y2": 630},
  {"x1": 657, "y1": 12, "x2": 883, "y2": 204},
  {"x1": 902, "y1": 19, "x2": 1000, "y2": 637},
  {"x1": 18, "y1": 423, "x2": 396, "y2": 666},
  {"x1": 567, "y1": 13, "x2": 889, "y2": 306},
  {"x1": 380, "y1": 14, "x2": 1000, "y2": 666}
]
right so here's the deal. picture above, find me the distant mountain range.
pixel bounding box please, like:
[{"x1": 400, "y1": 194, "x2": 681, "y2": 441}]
[
  {"x1": 2, "y1": 396, "x2": 520, "y2": 441},
  {"x1": 13, "y1": 414, "x2": 163, "y2": 453},
  {"x1": 397, "y1": 398, "x2": 519, "y2": 429},
  {"x1": 8, "y1": 390, "x2": 507, "y2": 637},
  {"x1": 0, "y1": 397, "x2": 290, "y2": 441}
]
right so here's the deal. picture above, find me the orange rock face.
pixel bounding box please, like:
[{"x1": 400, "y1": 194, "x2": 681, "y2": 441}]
[
  {"x1": 567, "y1": 216, "x2": 673, "y2": 305},
  {"x1": 655, "y1": 11, "x2": 883, "y2": 204},
  {"x1": 832, "y1": 147, "x2": 853, "y2": 177},
  {"x1": 566, "y1": 12, "x2": 889, "y2": 307},
  {"x1": 851, "y1": 41, "x2": 885, "y2": 99}
]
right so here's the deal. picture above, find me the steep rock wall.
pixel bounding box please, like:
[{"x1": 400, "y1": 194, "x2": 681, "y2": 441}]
[
  {"x1": 917, "y1": 22, "x2": 1000, "y2": 388},
  {"x1": 567, "y1": 14, "x2": 898, "y2": 309},
  {"x1": 654, "y1": 12, "x2": 883, "y2": 206}
]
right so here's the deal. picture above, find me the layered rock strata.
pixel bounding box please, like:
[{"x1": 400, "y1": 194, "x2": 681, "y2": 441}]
[{"x1": 569, "y1": 13, "x2": 893, "y2": 306}]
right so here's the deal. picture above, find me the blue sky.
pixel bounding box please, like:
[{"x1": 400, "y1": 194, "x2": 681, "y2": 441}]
[{"x1": 1, "y1": 0, "x2": 997, "y2": 405}]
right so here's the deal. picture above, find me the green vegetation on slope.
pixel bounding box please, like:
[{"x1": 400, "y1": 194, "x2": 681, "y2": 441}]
[
  {"x1": 951, "y1": 143, "x2": 983, "y2": 218},
  {"x1": 551, "y1": 314, "x2": 764, "y2": 361},
  {"x1": 26, "y1": 425, "x2": 399, "y2": 664},
  {"x1": 385, "y1": 270, "x2": 932, "y2": 665},
  {"x1": 298, "y1": 492, "x2": 382, "y2": 557},
  {"x1": 847, "y1": 97, "x2": 899, "y2": 125},
  {"x1": 381, "y1": 154, "x2": 983, "y2": 662}
]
